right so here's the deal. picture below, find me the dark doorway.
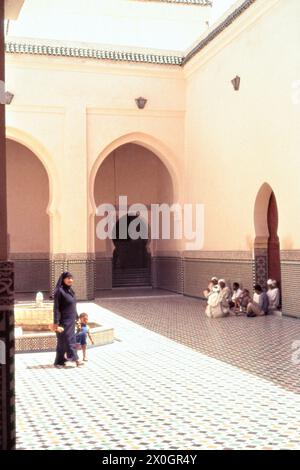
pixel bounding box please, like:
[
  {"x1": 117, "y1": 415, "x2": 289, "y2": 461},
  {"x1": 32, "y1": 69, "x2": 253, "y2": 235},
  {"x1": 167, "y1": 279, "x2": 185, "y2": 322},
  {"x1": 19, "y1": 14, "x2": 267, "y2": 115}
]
[
  {"x1": 112, "y1": 215, "x2": 151, "y2": 287},
  {"x1": 267, "y1": 192, "x2": 281, "y2": 286}
]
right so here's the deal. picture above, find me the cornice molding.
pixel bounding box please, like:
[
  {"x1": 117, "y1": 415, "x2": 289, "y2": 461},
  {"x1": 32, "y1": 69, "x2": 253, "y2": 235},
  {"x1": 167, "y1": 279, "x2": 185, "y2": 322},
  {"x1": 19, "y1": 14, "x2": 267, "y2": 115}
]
[
  {"x1": 133, "y1": 0, "x2": 212, "y2": 5},
  {"x1": 6, "y1": 42, "x2": 183, "y2": 66},
  {"x1": 183, "y1": 0, "x2": 282, "y2": 76}
]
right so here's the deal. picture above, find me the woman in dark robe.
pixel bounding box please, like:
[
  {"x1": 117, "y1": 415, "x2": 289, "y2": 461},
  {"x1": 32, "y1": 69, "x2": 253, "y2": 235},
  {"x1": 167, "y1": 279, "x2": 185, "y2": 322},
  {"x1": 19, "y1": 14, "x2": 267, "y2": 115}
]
[{"x1": 53, "y1": 271, "x2": 83, "y2": 368}]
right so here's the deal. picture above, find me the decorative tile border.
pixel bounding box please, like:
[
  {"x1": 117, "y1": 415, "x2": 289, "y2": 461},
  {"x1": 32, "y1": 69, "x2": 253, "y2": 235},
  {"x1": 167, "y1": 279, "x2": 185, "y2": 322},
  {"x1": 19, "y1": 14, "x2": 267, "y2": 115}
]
[
  {"x1": 50, "y1": 254, "x2": 95, "y2": 301},
  {"x1": 184, "y1": 257, "x2": 254, "y2": 298},
  {"x1": 184, "y1": 250, "x2": 253, "y2": 260},
  {"x1": 253, "y1": 247, "x2": 268, "y2": 288},
  {"x1": 6, "y1": 42, "x2": 183, "y2": 66},
  {"x1": 281, "y1": 251, "x2": 300, "y2": 262},
  {"x1": 9, "y1": 253, "x2": 50, "y2": 260},
  {"x1": 15, "y1": 326, "x2": 114, "y2": 353}
]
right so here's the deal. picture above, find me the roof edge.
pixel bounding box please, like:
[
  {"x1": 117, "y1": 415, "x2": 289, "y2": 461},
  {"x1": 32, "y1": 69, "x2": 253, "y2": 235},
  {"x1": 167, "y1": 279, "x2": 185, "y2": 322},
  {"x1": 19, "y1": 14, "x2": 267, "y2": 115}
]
[
  {"x1": 4, "y1": 1, "x2": 261, "y2": 68},
  {"x1": 182, "y1": 0, "x2": 257, "y2": 65},
  {"x1": 5, "y1": 40, "x2": 184, "y2": 66}
]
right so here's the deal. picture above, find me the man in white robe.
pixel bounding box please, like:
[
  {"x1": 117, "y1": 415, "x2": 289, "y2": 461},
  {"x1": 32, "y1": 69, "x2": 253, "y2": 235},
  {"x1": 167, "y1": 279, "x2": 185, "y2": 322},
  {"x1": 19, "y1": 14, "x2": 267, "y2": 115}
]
[
  {"x1": 267, "y1": 279, "x2": 280, "y2": 313},
  {"x1": 205, "y1": 280, "x2": 230, "y2": 318}
]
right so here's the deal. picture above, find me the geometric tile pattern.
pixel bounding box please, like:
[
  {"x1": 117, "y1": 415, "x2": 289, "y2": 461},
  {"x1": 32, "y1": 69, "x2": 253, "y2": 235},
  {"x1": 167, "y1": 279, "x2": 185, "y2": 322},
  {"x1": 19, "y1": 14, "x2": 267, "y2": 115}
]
[
  {"x1": 0, "y1": 260, "x2": 15, "y2": 450},
  {"x1": 15, "y1": 327, "x2": 114, "y2": 353},
  {"x1": 16, "y1": 293, "x2": 300, "y2": 450},
  {"x1": 281, "y1": 262, "x2": 300, "y2": 318},
  {"x1": 254, "y1": 248, "x2": 268, "y2": 288},
  {"x1": 184, "y1": 258, "x2": 253, "y2": 298},
  {"x1": 12, "y1": 257, "x2": 50, "y2": 293},
  {"x1": 152, "y1": 257, "x2": 184, "y2": 293},
  {"x1": 98, "y1": 294, "x2": 300, "y2": 394},
  {"x1": 50, "y1": 255, "x2": 95, "y2": 301}
]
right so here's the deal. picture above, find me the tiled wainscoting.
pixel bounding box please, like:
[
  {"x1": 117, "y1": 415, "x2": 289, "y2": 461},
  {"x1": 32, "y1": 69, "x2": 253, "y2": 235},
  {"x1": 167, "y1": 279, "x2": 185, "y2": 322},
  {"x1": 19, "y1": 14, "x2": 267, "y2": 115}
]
[
  {"x1": 281, "y1": 251, "x2": 300, "y2": 318},
  {"x1": 11, "y1": 254, "x2": 50, "y2": 294},
  {"x1": 11, "y1": 253, "x2": 96, "y2": 301},
  {"x1": 9, "y1": 251, "x2": 300, "y2": 317},
  {"x1": 50, "y1": 254, "x2": 95, "y2": 301},
  {"x1": 152, "y1": 252, "x2": 253, "y2": 299},
  {"x1": 152, "y1": 256, "x2": 184, "y2": 293},
  {"x1": 95, "y1": 256, "x2": 112, "y2": 291},
  {"x1": 184, "y1": 257, "x2": 253, "y2": 298}
]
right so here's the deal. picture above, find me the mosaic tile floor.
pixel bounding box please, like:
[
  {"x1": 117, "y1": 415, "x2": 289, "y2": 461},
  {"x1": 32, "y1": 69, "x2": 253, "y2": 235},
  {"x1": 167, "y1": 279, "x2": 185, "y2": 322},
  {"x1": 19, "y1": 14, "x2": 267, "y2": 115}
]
[
  {"x1": 16, "y1": 293, "x2": 300, "y2": 450},
  {"x1": 97, "y1": 294, "x2": 300, "y2": 394}
]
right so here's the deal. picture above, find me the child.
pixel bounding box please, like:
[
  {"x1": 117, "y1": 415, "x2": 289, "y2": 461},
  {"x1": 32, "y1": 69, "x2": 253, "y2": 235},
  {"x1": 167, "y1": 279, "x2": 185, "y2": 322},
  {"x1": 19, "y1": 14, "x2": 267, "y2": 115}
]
[
  {"x1": 76, "y1": 313, "x2": 94, "y2": 361},
  {"x1": 237, "y1": 288, "x2": 252, "y2": 315}
]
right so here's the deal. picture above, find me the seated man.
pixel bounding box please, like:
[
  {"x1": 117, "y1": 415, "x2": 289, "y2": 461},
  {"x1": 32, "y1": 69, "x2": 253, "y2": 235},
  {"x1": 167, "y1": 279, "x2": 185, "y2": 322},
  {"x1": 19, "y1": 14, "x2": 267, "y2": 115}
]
[
  {"x1": 203, "y1": 276, "x2": 219, "y2": 298},
  {"x1": 205, "y1": 280, "x2": 230, "y2": 318},
  {"x1": 229, "y1": 282, "x2": 243, "y2": 310},
  {"x1": 247, "y1": 285, "x2": 269, "y2": 317},
  {"x1": 267, "y1": 279, "x2": 280, "y2": 313},
  {"x1": 218, "y1": 279, "x2": 231, "y2": 301}
]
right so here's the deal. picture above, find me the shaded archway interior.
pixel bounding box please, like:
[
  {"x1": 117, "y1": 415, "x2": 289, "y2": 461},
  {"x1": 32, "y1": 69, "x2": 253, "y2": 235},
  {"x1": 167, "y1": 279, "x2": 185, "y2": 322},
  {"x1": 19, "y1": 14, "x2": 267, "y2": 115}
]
[
  {"x1": 94, "y1": 142, "x2": 174, "y2": 288},
  {"x1": 112, "y1": 214, "x2": 150, "y2": 269},
  {"x1": 6, "y1": 139, "x2": 50, "y2": 293},
  {"x1": 254, "y1": 183, "x2": 281, "y2": 290},
  {"x1": 267, "y1": 192, "x2": 281, "y2": 287}
]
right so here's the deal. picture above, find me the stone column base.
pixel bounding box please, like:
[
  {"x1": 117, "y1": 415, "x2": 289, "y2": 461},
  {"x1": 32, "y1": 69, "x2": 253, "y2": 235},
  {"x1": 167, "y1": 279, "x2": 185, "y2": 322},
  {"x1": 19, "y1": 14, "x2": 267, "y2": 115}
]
[
  {"x1": 50, "y1": 254, "x2": 95, "y2": 301},
  {"x1": 0, "y1": 261, "x2": 15, "y2": 450}
]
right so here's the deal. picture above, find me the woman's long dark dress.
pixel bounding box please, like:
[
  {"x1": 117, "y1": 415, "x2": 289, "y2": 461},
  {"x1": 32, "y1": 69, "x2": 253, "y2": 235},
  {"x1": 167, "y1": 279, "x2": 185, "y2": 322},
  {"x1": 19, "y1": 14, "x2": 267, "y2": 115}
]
[{"x1": 53, "y1": 286, "x2": 78, "y2": 365}]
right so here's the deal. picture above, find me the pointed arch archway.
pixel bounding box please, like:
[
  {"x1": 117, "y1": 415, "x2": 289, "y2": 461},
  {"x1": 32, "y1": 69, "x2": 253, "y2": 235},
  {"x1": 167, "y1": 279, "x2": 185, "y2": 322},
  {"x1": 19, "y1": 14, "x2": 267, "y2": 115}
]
[
  {"x1": 5, "y1": 128, "x2": 58, "y2": 293},
  {"x1": 254, "y1": 183, "x2": 281, "y2": 289},
  {"x1": 89, "y1": 132, "x2": 181, "y2": 254},
  {"x1": 89, "y1": 133, "x2": 179, "y2": 291},
  {"x1": 6, "y1": 127, "x2": 59, "y2": 254}
]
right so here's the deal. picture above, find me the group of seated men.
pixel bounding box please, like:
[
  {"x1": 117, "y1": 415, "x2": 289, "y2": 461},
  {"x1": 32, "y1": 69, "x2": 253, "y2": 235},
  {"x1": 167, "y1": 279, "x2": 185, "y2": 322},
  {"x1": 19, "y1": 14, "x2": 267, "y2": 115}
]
[{"x1": 203, "y1": 277, "x2": 280, "y2": 319}]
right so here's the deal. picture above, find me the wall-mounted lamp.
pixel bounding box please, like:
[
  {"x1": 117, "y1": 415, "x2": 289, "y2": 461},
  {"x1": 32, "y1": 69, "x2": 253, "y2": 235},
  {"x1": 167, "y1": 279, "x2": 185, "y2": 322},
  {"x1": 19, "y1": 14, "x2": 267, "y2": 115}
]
[
  {"x1": 135, "y1": 97, "x2": 147, "y2": 109},
  {"x1": 5, "y1": 92, "x2": 14, "y2": 104},
  {"x1": 231, "y1": 76, "x2": 241, "y2": 91}
]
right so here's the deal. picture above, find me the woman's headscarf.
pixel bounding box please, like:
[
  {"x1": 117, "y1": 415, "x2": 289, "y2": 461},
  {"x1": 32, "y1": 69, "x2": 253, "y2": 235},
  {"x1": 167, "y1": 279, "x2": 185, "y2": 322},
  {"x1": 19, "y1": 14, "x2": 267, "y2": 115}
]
[{"x1": 54, "y1": 271, "x2": 75, "y2": 295}]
